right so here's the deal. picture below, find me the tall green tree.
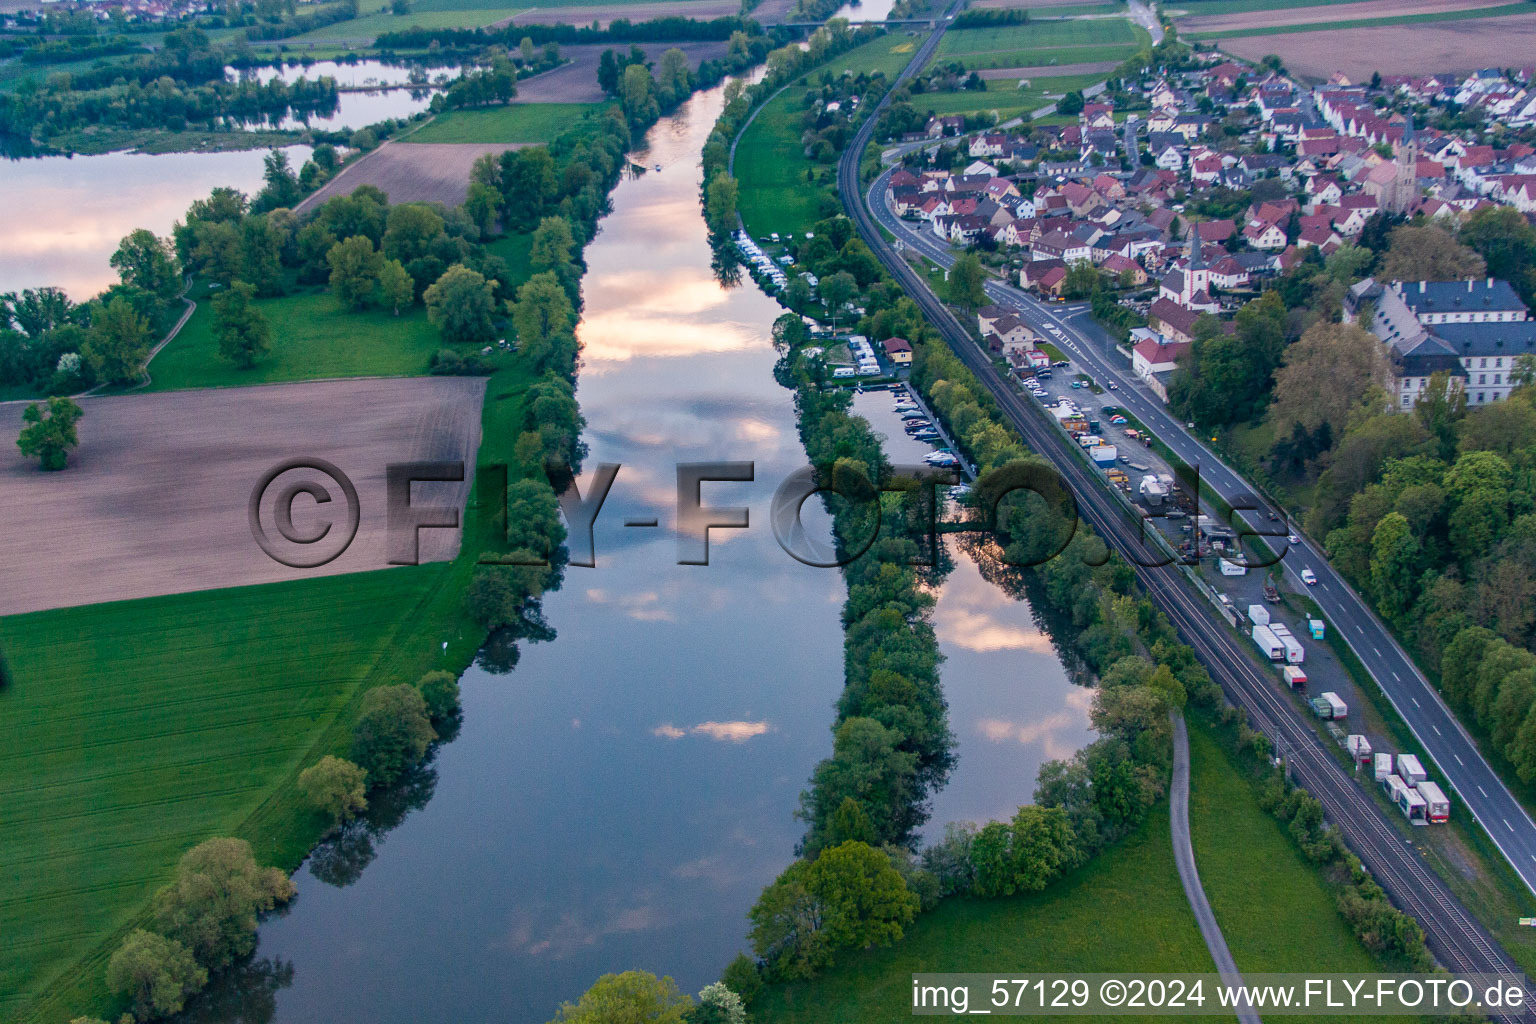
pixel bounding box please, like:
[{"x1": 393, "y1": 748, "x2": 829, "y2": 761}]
[
  {"x1": 151, "y1": 837, "x2": 295, "y2": 970},
  {"x1": 548, "y1": 971, "x2": 692, "y2": 1024},
  {"x1": 83, "y1": 295, "x2": 151, "y2": 384},
  {"x1": 704, "y1": 174, "x2": 739, "y2": 238},
  {"x1": 297, "y1": 755, "x2": 368, "y2": 825},
  {"x1": 379, "y1": 258, "x2": 414, "y2": 316},
  {"x1": 212, "y1": 280, "x2": 270, "y2": 369},
  {"x1": 424, "y1": 264, "x2": 497, "y2": 345},
  {"x1": 946, "y1": 253, "x2": 987, "y2": 311},
  {"x1": 106, "y1": 930, "x2": 206, "y2": 1022},
  {"x1": 512, "y1": 271, "x2": 576, "y2": 373},
  {"x1": 327, "y1": 235, "x2": 383, "y2": 311},
  {"x1": 351, "y1": 683, "x2": 436, "y2": 786},
  {"x1": 16, "y1": 395, "x2": 83, "y2": 471},
  {"x1": 110, "y1": 228, "x2": 182, "y2": 302}
]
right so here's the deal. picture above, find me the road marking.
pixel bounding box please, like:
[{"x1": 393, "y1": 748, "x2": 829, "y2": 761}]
[
  {"x1": 1412, "y1": 698, "x2": 1420, "y2": 708},
  {"x1": 1481, "y1": 786, "x2": 1490, "y2": 797},
  {"x1": 1374, "y1": 647, "x2": 1383, "y2": 658},
  {"x1": 1393, "y1": 672, "x2": 1401, "y2": 681},
  {"x1": 1455, "y1": 755, "x2": 1465, "y2": 766},
  {"x1": 1355, "y1": 624, "x2": 1365, "y2": 635},
  {"x1": 1506, "y1": 818, "x2": 1515, "y2": 832},
  {"x1": 1433, "y1": 725, "x2": 1441, "y2": 736}
]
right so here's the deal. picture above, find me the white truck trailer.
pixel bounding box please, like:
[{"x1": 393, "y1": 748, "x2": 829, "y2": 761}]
[
  {"x1": 1415, "y1": 780, "x2": 1449, "y2": 823},
  {"x1": 1282, "y1": 665, "x2": 1307, "y2": 689},
  {"x1": 1252, "y1": 625, "x2": 1283, "y2": 661},
  {"x1": 1397, "y1": 786, "x2": 1428, "y2": 822},
  {"x1": 1248, "y1": 604, "x2": 1270, "y2": 627},
  {"x1": 1373, "y1": 752, "x2": 1393, "y2": 781},
  {"x1": 1396, "y1": 754, "x2": 1427, "y2": 785},
  {"x1": 1346, "y1": 734, "x2": 1372, "y2": 767}
]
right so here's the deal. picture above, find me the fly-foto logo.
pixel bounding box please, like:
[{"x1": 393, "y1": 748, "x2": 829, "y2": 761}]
[{"x1": 247, "y1": 457, "x2": 1292, "y2": 570}]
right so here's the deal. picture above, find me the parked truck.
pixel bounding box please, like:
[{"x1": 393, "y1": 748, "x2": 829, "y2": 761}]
[
  {"x1": 1279, "y1": 635, "x2": 1305, "y2": 664},
  {"x1": 1220, "y1": 558, "x2": 1248, "y2": 577},
  {"x1": 1396, "y1": 753, "x2": 1427, "y2": 785},
  {"x1": 1311, "y1": 691, "x2": 1347, "y2": 719},
  {"x1": 1282, "y1": 665, "x2": 1307, "y2": 689},
  {"x1": 1397, "y1": 785, "x2": 1428, "y2": 822},
  {"x1": 1248, "y1": 604, "x2": 1270, "y2": 627},
  {"x1": 1416, "y1": 780, "x2": 1450, "y2": 823},
  {"x1": 1252, "y1": 625, "x2": 1283, "y2": 660},
  {"x1": 1347, "y1": 734, "x2": 1372, "y2": 767},
  {"x1": 1373, "y1": 752, "x2": 1393, "y2": 781}
]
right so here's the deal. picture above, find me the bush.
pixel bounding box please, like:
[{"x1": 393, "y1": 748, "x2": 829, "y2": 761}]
[
  {"x1": 719, "y1": 953, "x2": 762, "y2": 1004},
  {"x1": 351, "y1": 684, "x2": 436, "y2": 787},
  {"x1": 415, "y1": 669, "x2": 462, "y2": 723}
]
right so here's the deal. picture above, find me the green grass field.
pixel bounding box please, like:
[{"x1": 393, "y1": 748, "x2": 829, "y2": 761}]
[
  {"x1": 735, "y1": 34, "x2": 926, "y2": 240},
  {"x1": 0, "y1": 568, "x2": 460, "y2": 1021},
  {"x1": 1186, "y1": 726, "x2": 1401, "y2": 988},
  {"x1": 408, "y1": 101, "x2": 609, "y2": 143},
  {"x1": 937, "y1": 18, "x2": 1141, "y2": 55},
  {"x1": 909, "y1": 72, "x2": 1105, "y2": 119},
  {"x1": 750, "y1": 807, "x2": 1215, "y2": 1023},
  {"x1": 141, "y1": 287, "x2": 444, "y2": 392},
  {"x1": 1193, "y1": 1, "x2": 1531, "y2": 37}
]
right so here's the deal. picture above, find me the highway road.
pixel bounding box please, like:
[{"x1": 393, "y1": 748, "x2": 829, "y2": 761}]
[
  {"x1": 834, "y1": 13, "x2": 1534, "y2": 1000},
  {"x1": 865, "y1": 159, "x2": 1536, "y2": 904}
]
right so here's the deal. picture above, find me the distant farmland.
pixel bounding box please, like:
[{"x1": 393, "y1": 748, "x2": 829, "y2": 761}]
[{"x1": 1218, "y1": 10, "x2": 1536, "y2": 78}]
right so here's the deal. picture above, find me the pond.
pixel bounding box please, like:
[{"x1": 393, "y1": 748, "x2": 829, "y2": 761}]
[
  {"x1": 184, "y1": 80, "x2": 1089, "y2": 1024},
  {"x1": 231, "y1": 59, "x2": 450, "y2": 132},
  {"x1": 0, "y1": 145, "x2": 311, "y2": 300}
]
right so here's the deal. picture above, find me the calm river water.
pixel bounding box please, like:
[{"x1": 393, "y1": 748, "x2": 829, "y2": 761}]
[{"x1": 182, "y1": 82, "x2": 1089, "y2": 1023}]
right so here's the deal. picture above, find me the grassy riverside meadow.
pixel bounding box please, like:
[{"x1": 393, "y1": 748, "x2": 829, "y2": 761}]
[
  {"x1": 750, "y1": 807, "x2": 1214, "y2": 1024},
  {"x1": 141, "y1": 285, "x2": 443, "y2": 390},
  {"x1": 0, "y1": 83, "x2": 605, "y2": 1018},
  {"x1": 735, "y1": 33, "x2": 925, "y2": 240}
]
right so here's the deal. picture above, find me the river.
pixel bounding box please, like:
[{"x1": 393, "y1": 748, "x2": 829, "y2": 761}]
[{"x1": 183, "y1": 81, "x2": 1089, "y2": 1024}]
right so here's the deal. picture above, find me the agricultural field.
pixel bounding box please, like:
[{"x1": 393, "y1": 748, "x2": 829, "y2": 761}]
[
  {"x1": 1178, "y1": 0, "x2": 1516, "y2": 35},
  {"x1": 143, "y1": 286, "x2": 444, "y2": 390},
  {"x1": 1218, "y1": 9, "x2": 1536, "y2": 78},
  {"x1": 933, "y1": 18, "x2": 1148, "y2": 71},
  {"x1": 290, "y1": 7, "x2": 530, "y2": 42},
  {"x1": 973, "y1": 0, "x2": 1114, "y2": 8},
  {"x1": 511, "y1": 41, "x2": 728, "y2": 103},
  {"x1": 749, "y1": 808, "x2": 1216, "y2": 1024},
  {"x1": 735, "y1": 33, "x2": 927, "y2": 239},
  {"x1": 406, "y1": 102, "x2": 606, "y2": 142},
  {"x1": 0, "y1": 375, "x2": 486, "y2": 615},
  {"x1": 296, "y1": 140, "x2": 525, "y2": 209},
  {"x1": 503, "y1": 0, "x2": 740, "y2": 24}
]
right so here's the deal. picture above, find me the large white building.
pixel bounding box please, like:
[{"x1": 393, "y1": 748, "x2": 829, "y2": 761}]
[{"x1": 1347, "y1": 277, "x2": 1536, "y2": 408}]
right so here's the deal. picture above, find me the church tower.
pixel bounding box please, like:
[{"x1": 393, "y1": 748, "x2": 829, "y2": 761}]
[{"x1": 1385, "y1": 116, "x2": 1419, "y2": 215}]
